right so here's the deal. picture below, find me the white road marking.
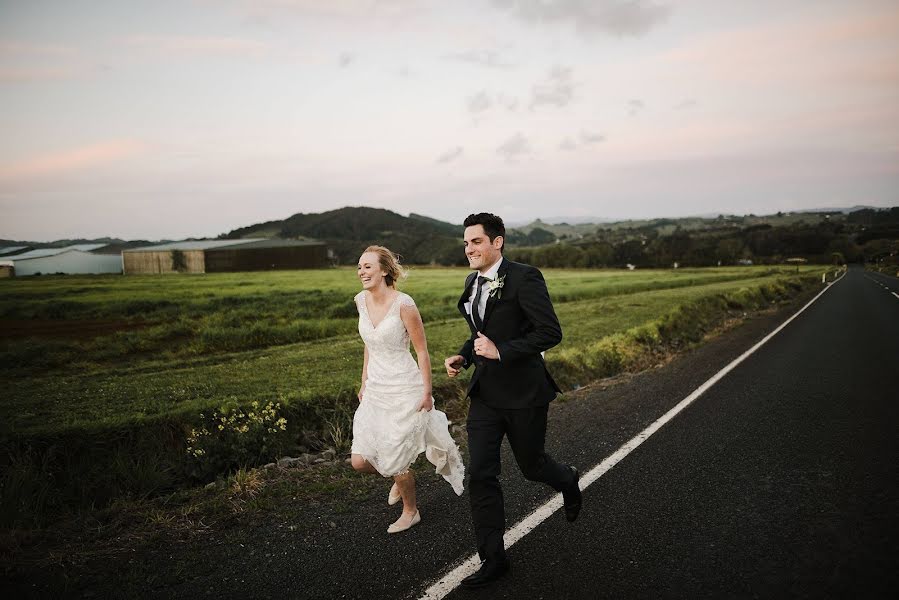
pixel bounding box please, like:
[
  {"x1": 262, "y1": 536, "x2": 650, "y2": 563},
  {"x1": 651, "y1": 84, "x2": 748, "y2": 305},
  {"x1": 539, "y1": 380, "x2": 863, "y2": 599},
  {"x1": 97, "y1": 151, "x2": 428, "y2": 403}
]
[
  {"x1": 418, "y1": 279, "x2": 842, "y2": 600},
  {"x1": 892, "y1": 292, "x2": 899, "y2": 299}
]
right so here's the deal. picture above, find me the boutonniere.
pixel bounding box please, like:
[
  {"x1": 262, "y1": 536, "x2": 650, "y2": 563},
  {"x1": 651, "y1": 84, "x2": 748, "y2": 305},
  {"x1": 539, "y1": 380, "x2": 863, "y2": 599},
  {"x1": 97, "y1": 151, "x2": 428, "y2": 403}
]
[{"x1": 486, "y1": 274, "x2": 506, "y2": 299}]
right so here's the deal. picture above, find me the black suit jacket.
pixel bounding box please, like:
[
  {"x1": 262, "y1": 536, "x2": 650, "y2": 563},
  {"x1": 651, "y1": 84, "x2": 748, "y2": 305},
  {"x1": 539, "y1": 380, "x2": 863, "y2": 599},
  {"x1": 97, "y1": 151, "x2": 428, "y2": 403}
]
[{"x1": 457, "y1": 259, "x2": 562, "y2": 409}]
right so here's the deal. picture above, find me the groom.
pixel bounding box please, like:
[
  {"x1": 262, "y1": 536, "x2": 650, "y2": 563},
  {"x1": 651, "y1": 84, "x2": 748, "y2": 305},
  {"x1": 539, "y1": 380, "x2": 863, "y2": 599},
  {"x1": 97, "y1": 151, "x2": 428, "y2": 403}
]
[{"x1": 444, "y1": 212, "x2": 582, "y2": 588}]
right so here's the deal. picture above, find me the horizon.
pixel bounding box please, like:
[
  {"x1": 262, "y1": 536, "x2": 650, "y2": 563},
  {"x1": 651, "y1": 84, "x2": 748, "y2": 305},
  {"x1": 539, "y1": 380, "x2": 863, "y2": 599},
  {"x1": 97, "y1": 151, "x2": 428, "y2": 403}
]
[
  {"x1": 3, "y1": 203, "x2": 893, "y2": 245},
  {"x1": 2, "y1": 1, "x2": 898, "y2": 241}
]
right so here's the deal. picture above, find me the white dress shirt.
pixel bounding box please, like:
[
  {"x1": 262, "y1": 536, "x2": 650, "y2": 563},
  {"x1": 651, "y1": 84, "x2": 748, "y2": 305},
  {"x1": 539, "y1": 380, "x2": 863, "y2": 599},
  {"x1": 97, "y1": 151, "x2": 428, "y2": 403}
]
[{"x1": 467, "y1": 256, "x2": 504, "y2": 324}]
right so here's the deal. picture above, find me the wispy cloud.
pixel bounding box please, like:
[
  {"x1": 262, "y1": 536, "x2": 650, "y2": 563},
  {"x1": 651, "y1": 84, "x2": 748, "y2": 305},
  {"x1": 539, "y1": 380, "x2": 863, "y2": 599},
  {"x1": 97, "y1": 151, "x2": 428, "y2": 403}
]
[
  {"x1": 497, "y1": 133, "x2": 530, "y2": 160},
  {"x1": 498, "y1": 94, "x2": 519, "y2": 111},
  {"x1": 559, "y1": 138, "x2": 578, "y2": 151},
  {"x1": 491, "y1": 0, "x2": 670, "y2": 36},
  {"x1": 467, "y1": 90, "x2": 493, "y2": 115},
  {"x1": 338, "y1": 52, "x2": 355, "y2": 67},
  {"x1": 627, "y1": 99, "x2": 644, "y2": 116},
  {"x1": 436, "y1": 146, "x2": 464, "y2": 164},
  {"x1": 531, "y1": 66, "x2": 575, "y2": 109},
  {"x1": 674, "y1": 98, "x2": 698, "y2": 110},
  {"x1": 580, "y1": 130, "x2": 605, "y2": 143},
  {"x1": 444, "y1": 49, "x2": 515, "y2": 69},
  {"x1": 0, "y1": 140, "x2": 147, "y2": 181}
]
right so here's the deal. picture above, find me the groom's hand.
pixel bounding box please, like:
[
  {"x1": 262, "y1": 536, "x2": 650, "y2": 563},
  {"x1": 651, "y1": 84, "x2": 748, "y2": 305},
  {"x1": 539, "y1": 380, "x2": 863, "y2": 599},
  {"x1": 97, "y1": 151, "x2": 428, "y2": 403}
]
[
  {"x1": 474, "y1": 332, "x2": 499, "y2": 360},
  {"x1": 445, "y1": 355, "x2": 464, "y2": 377}
]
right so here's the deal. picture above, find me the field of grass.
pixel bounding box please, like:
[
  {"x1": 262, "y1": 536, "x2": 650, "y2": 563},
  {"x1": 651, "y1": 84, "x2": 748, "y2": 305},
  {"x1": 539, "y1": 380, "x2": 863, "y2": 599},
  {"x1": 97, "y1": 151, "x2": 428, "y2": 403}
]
[
  {"x1": 2, "y1": 265, "x2": 819, "y2": 436},
  {"x1": 0, "y1": 264, "x2": 832, "y2": 525}
]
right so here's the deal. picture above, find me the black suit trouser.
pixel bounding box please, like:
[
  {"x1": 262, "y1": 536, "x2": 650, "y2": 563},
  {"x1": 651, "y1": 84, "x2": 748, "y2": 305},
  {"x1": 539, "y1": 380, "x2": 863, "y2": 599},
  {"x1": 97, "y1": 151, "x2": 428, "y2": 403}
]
[{"x1": 466, "y1": 398, "x2": 574, "y2": 562}]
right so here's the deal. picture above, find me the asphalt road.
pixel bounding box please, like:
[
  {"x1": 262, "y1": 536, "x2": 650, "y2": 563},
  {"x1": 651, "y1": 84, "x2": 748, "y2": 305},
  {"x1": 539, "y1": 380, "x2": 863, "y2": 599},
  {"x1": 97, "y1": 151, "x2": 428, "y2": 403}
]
[{"x1": 442, "y1": 264, "x2": 898, "y2": 600}]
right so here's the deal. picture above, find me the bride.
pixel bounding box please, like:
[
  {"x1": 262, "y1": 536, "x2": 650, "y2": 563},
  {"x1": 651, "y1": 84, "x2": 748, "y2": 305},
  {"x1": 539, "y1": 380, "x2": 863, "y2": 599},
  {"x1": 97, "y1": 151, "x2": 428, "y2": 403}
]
[{"x1": 350, "y1": 246, "x2": 464, "y2": 533}]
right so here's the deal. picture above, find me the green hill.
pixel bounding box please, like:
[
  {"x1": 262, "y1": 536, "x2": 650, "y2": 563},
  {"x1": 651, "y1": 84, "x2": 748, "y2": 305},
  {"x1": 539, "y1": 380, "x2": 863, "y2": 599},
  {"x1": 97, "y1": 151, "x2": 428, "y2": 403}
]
[{"x1": 224, "y1": 206, "x2": 465, "y2": 265}]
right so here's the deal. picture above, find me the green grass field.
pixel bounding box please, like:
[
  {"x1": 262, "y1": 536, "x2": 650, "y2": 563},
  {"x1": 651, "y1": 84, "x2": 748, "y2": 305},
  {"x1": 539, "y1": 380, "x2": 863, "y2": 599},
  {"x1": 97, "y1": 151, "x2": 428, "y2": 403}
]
[{"x1": 2, "y1": 265, "x2": 822, "y2": 437}]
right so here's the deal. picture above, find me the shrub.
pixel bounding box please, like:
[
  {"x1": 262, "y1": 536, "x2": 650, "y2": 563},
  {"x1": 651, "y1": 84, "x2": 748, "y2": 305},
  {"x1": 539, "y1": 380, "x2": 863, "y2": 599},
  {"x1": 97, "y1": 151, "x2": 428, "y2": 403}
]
[{"x1": 185, "y1": 400, "x2": 291, "y2": 480}]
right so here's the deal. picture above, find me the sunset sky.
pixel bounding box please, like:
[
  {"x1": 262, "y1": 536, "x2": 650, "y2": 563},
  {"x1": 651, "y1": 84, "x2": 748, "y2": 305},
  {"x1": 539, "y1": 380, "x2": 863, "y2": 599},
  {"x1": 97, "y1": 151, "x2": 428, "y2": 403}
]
[{"x1": 1, "y1": 0, "x2": 897, "y2": 241}]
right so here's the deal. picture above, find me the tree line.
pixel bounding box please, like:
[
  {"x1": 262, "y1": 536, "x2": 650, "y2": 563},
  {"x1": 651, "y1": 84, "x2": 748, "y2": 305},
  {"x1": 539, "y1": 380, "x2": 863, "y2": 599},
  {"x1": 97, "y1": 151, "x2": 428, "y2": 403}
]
[{"x1": 505, "y1": 209, "x2": 899, "y2": 269}]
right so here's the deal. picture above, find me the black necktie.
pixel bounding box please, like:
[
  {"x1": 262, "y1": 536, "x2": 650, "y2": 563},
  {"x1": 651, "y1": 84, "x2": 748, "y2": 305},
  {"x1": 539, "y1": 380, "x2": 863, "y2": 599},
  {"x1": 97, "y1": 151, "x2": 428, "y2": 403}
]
[{"x1": 472, "y1": 275, "x2": 490, "y2": 331}]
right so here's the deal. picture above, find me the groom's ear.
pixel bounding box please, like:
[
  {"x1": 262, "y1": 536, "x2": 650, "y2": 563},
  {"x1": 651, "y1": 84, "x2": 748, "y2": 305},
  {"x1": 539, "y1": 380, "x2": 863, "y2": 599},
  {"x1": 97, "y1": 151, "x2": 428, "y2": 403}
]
[{"x1": 493, "y1": 235, "x2": 504, "y2": 251}]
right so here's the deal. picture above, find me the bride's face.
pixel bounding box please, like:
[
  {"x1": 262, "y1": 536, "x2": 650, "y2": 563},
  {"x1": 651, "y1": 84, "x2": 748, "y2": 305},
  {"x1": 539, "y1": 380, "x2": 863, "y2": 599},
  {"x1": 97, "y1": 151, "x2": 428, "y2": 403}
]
[{"x1": 357, "y1": 252, "x2": 387, "y2": 290}]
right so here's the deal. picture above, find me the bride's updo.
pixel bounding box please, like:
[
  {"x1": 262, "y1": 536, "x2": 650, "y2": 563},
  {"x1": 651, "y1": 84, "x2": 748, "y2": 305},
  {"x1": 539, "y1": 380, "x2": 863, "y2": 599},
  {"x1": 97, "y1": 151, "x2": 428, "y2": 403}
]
[{"x1": 365, "y1": 245, "x2": 406, "y2": 288}]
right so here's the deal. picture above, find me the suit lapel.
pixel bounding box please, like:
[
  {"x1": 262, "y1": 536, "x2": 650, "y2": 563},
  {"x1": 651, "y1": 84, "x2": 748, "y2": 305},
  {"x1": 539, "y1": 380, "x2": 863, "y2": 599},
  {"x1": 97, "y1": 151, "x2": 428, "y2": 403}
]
[
  {"x1": 481, "y1": 260, "x2": 509, "y2": 329},
  {"x1": 458, "y1": 271, "x2": 477, "y2": 330}
]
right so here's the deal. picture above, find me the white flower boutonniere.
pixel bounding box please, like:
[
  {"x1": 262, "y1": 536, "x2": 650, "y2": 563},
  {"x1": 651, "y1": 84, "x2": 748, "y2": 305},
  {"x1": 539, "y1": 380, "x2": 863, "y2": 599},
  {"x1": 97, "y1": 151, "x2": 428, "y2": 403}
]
[{"x1": 486, "y1": 274, "x2": 506, "y2": 299}]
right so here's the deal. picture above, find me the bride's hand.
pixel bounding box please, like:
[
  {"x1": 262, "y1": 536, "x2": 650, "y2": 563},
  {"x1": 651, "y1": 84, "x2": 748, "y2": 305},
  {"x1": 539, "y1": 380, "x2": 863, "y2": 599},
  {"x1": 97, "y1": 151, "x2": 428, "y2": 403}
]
[{"x1": 418, "y1": 395, "x2": 433, "y2": 412}]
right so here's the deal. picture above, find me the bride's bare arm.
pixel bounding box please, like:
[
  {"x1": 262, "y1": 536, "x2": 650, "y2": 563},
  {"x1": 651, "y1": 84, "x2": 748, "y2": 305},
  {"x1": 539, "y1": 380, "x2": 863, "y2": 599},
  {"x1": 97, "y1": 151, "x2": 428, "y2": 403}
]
[{"x1": 401, "y1": 303, "x2": 434, "y2": 411}]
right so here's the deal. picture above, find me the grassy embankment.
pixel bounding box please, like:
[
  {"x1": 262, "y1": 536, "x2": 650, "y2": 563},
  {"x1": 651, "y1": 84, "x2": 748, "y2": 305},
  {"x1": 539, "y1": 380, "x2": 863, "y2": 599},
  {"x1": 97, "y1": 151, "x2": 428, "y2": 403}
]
[{"x1": 1, "y1": 266, "x2": 833, "y2": 527}]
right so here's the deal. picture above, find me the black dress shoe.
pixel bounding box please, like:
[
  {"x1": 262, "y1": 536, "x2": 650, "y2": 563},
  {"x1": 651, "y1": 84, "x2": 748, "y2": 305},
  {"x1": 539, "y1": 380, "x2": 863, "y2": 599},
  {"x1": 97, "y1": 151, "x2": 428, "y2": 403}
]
[
  {"x1": 460, "y1": 558, "x2": 511, "y2": 588},
  {"x1": 563, "y1": 466, "x2": 582, "y2": 523}
]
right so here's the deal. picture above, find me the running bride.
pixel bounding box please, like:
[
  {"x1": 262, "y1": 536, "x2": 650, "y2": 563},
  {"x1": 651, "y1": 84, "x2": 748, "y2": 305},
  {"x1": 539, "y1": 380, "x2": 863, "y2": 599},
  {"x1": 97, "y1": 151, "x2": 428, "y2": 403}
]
[{"x1": 350, "y1": 246, "x2": 464, "y2": 533}]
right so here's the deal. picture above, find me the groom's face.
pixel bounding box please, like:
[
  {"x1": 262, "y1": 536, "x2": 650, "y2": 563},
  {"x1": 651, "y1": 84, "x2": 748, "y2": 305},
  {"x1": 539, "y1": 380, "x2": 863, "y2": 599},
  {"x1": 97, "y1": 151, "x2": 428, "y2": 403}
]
[{"x1": 464, "y1": 225, "x2": 503, "y2": 272}]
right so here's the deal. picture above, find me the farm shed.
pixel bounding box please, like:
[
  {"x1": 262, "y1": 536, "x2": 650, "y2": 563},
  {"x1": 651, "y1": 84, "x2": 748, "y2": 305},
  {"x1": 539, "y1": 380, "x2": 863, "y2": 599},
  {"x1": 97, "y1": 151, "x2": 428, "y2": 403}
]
[
  {"x1": 6, "y1": 244, "x2": 123, "y2": 276},
  {"x1": 122, "y1": 239, "x2": 329, "y2": 274},
  {"x1": 0, "y1": 261, "x2": 13, "y2": 277}
]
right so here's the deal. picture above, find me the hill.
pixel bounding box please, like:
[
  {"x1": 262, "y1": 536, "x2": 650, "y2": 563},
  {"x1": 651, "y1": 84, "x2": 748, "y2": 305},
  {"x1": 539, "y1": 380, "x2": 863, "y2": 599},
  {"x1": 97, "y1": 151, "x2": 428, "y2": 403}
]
[{"x1": 223, "y1": 206, "x2": 465, "y2": 265}]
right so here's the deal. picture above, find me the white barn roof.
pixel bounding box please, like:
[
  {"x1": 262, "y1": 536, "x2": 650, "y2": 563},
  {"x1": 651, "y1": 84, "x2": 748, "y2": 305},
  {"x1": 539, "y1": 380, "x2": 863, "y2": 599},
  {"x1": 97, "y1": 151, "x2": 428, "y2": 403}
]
[{"x1": 12, "y1": 244, "x2": 107, "y2": 259}]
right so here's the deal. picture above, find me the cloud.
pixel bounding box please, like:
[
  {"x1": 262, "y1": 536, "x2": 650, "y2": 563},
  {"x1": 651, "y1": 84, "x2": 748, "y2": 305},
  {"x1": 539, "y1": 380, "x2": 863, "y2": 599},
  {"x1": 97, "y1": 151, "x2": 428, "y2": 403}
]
[
  {"x1": 436, "y1": 147, "x2": 464, "y2": 164},
  {"x1": 468, "y1": 91, "x2": 493, "y2": 114},
  {"x1": 338, "y1": 52, "x2": 355, "y2": 67},
  {"x1": 444, "y1": 49, "x2": 515, "y2": 69},
  {"x1": 559, "y1": 138, "x2": 578, "y2": 151},
  {"x1": 497, "y1": 133, "x2": 530, "y2": 160},
  {"x1": 0, "y1": 140, "x2": 147, "y2": 181},
  {"x1": 491, "y1": 0, "x2": 670, "y2": 36},
  {"x1": 498, "y1": 94, "x2": 519, "y2": 111},
  {"x1": 674, "y1": 98, "x2": 698, "y2": 110},
  {"x1": 580, "y1": 130, "x2": 605, "y2": 143},
  {"x1": 530, "y1": 66, "x2": 575, "y2": 109},
  {"x1": 627, "y1": 99, "x2": 644, "y2": 116}
]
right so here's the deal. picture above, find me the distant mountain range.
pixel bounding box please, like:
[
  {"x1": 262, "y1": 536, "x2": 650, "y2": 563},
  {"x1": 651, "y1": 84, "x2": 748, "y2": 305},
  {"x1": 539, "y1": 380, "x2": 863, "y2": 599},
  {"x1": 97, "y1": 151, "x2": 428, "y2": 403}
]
[{"x1": 3, "y1": 205, "x2": 894, "y2": 265}]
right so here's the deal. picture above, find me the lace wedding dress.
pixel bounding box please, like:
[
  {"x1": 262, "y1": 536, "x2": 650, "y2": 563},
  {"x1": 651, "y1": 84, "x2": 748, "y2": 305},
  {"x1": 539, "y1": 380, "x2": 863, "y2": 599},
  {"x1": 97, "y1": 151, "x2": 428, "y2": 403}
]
[{"x1": 351, "y1": 291, "x2": 465, "y2": 495}]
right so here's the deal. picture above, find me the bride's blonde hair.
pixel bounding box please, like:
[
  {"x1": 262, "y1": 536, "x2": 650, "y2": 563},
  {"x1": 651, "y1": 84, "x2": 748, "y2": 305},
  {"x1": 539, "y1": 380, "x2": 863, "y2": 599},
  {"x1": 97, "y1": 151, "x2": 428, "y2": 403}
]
[{"x1": 364, "y1": 245, "x2": 406, "y2": 288}]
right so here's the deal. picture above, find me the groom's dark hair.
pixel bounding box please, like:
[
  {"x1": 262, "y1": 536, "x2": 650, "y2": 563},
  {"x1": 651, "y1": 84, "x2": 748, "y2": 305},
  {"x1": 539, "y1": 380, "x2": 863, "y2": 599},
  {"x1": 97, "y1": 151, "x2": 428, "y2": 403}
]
[{"x1": 463, "y1": 213, "x2": 505, "y2": 251}]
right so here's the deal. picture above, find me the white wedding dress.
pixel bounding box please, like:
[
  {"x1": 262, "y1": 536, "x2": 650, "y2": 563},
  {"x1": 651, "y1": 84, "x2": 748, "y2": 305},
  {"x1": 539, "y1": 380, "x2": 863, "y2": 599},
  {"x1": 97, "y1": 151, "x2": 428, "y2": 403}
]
[{"x1": 350, "y1": 291, "x2": 465, "y2": 495}]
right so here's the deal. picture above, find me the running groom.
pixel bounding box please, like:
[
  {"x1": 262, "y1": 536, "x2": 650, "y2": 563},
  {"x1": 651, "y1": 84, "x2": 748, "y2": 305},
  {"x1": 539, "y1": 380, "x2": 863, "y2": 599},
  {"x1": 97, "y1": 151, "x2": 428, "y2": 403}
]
[{"x1": 444, "y1": 213, "x2": 582, "y2": 588}]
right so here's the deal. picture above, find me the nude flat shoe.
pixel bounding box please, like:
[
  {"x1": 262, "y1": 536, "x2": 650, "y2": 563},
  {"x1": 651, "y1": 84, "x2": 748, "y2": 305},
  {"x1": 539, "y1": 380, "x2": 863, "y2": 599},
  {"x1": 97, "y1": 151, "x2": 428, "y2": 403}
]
[
  {"x1": 388, "y1": 483, "x2": 401, "y2": 506},
  {"x1": 387, "y1": 510, "x2": 420, "y2": 534}
]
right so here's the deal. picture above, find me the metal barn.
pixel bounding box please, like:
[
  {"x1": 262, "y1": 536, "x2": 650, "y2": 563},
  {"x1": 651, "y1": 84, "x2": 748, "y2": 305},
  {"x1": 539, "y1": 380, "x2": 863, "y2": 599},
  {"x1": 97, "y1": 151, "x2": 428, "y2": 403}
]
[
  {"x1": 6, "y1": 244, "x2": 123, "y2": 276},
  {"x1": 122, "y1": 239, "x2": 329, "y2": 274}
]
